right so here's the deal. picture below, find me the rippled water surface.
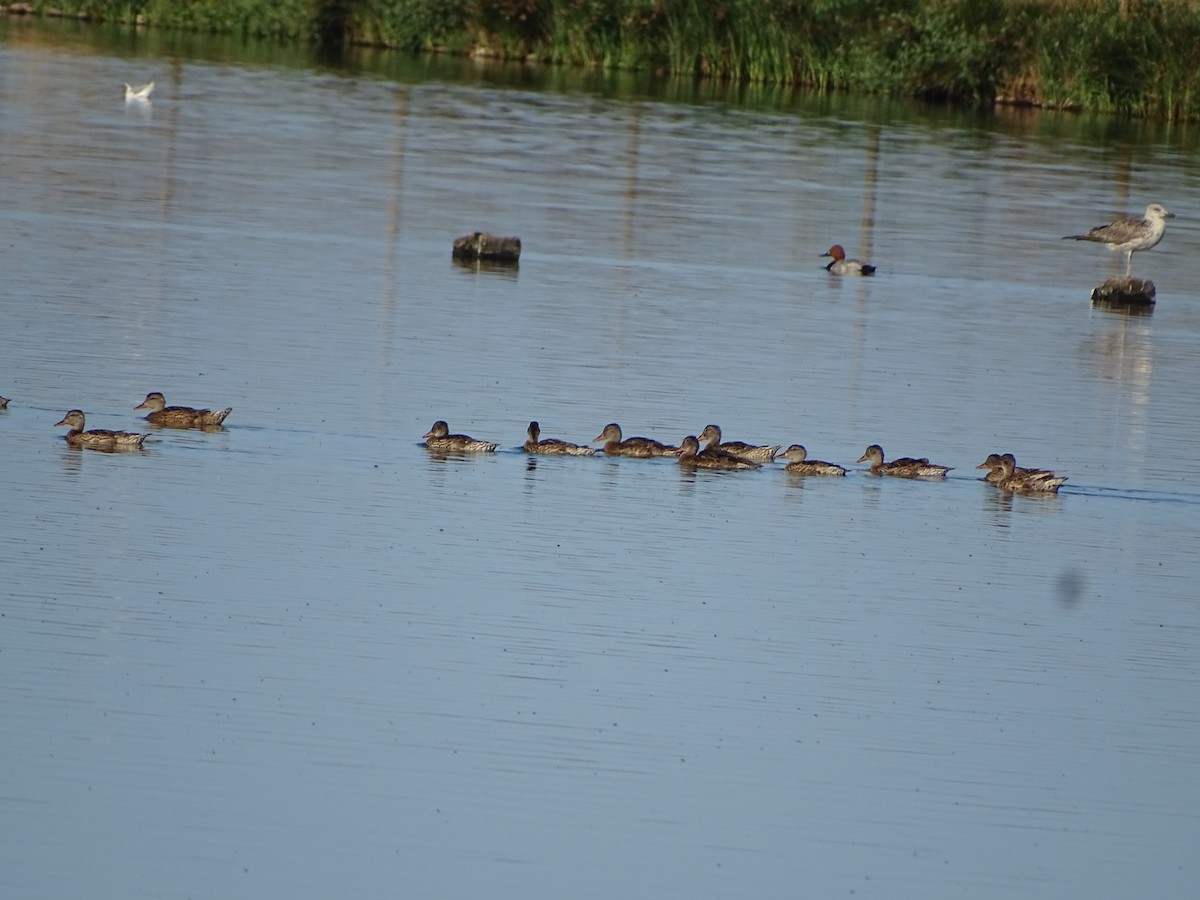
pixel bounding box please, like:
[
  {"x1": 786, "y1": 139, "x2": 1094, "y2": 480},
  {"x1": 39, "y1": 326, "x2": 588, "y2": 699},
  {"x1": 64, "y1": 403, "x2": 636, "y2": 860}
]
[{"x1": 2, "y1": 18, "x2": 1199, "y2": 899}]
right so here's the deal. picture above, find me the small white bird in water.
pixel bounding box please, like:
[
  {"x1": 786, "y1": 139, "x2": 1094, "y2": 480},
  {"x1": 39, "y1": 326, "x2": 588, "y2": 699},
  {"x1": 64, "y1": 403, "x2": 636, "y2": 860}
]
[
  {"x1": 1064, "y1": 203, "x2": 1174, "y2": 277},
  {"x1": 122, "y1": 81, "x2": 155, "y2": 102}
]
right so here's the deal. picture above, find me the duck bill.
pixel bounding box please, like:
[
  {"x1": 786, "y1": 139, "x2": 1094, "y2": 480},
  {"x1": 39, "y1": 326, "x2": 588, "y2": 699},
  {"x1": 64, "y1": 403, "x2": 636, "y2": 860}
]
[
  {"x1": 421, "y1": 431, "x2": 435, "y2": 439},
  {"x1": 54, "y1": 416, "x2": 70, "y2": 427}
]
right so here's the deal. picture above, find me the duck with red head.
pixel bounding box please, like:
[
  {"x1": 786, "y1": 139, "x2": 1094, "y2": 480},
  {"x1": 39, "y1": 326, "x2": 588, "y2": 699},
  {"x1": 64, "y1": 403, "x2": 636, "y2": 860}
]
[{"x1": 821, "y1": 244, "x2": 876, "y2": 276}]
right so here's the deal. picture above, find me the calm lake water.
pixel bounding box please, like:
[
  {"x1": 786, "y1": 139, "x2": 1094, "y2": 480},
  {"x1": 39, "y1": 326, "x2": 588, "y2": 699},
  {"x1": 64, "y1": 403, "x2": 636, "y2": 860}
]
[{"x1": 2, "y1": 16, "x2": 1199, "y2": 900}]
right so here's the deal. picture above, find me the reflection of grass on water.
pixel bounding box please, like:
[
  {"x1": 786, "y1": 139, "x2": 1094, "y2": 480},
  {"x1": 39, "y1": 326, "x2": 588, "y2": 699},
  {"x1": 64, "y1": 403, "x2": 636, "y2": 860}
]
[{"x1": 27, "y1": 0, "x2": 1200, "y2": 120}]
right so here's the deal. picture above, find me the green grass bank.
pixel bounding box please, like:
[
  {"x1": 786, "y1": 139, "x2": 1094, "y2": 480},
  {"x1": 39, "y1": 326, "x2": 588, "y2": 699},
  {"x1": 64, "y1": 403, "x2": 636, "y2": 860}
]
[{"x1": 9, "y1": 0, "x2": 1200, "y2": 120}]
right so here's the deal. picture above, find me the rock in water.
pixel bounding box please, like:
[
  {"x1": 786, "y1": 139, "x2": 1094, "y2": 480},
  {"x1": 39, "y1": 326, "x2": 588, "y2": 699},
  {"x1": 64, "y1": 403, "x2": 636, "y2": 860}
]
[
  {"x1": 452, "y1": 232, "x2": 521, "y2": 262},
  {"x1": 1091, "y1": 276, "x2": 1155, "y2": 307}
]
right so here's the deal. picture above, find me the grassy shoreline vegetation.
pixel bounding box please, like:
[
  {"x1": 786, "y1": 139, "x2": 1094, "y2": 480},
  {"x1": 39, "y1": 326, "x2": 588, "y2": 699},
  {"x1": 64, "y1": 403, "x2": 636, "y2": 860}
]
[{"x1": 7, "y1": 0, "x2": 1200, "y2": 120}]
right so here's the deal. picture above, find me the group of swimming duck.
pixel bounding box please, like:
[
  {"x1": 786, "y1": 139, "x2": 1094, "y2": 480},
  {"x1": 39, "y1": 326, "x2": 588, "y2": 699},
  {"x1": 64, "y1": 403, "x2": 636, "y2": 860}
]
[
  {"x1": 23, "y1": 392, "x2": 1063, "y2": 492},
  {"x1": 50, "y1": 393, "x2": 233, "y2": 450},
  {"x1": 423, "y1": 421, "x2": 1068, "y2": 494}
]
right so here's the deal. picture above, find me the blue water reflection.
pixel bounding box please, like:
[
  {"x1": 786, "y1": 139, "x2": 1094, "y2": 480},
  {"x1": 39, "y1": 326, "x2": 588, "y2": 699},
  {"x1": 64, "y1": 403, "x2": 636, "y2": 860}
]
[{"x1": 2, "y1": 19, "x2": 1198, "y2": 900}]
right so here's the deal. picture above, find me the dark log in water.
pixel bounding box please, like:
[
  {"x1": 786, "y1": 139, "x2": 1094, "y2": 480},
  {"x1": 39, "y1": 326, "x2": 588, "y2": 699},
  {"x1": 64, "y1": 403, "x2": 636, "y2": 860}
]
[
  {"x1": 1090, "y1": 276, "x2": 1155, "y2": 307},
  {"x1": 452, "y1": 232, "x2": 521, "y2": 262}
]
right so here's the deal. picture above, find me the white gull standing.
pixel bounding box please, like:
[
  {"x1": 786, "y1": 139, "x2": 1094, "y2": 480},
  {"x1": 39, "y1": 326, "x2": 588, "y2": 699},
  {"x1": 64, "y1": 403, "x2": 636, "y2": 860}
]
[{"x1": 1064, "y1": 203, "x2": 1174, "y2": 277}]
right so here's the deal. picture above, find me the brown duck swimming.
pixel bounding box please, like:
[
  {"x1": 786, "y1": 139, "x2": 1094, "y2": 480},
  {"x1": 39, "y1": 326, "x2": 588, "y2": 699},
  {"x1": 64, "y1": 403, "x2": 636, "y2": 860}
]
[
  {"x1": 976, "y1": 452, "x2": 1058, "y2": 484},
  {"x1": 780, "y1": 444, "x2": 846, "y2": 476},
  {"x1": 857, "y1": 444, "x2": 952, "y2": 478},
  {"x1": 423, "y1": 420, "x2": 498, "y2": 452},
  {"x1": 698, "y1": 424, "x2": 779, "y2": 462},
  {"x1": 136, "y1": 392, "x2": 232, "y2": 428},
  {"x1": 55, "y1": 410, "x2": 147, "y2": 450},
  {"x1": 678, "y1": 435, "x2": 760, "y2": 470},
  {"x1": 982, "y1": 454, "x2": 1067, "y2": 493},
  {"x1": 593, "y1": 423, "x2": 679, "y2": 457},
  {"x1": 0, "y1": 394, "x2": 9, "y2": 409},
  {"x1": 523, "y1": 421, "x2": 594, "y2": 456}
]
